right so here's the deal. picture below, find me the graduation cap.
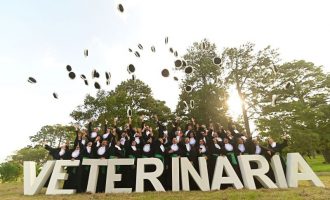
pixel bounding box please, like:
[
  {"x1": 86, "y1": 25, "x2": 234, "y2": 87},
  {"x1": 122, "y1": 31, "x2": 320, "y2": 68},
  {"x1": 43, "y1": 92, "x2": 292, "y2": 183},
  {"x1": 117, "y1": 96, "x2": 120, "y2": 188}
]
[
  {"x1": 151, "y1": 46, "x2": 156, "y2": 52},
  {"x1": 127, "y1": 64, "x2": 135, "y2": 74},
  {"x1": 106, "y1": 80, "x2": 110, "y2": 85},
  {"x1": 184, "y1": 66, "x2": 193, "y2": 74},
  {"x1": 105, "y1": 72, "x2": 111, "y2": 80},
  {"x1": 94, "y1": 82, "x2": 101, "y2": 89},
  {"x1": 80, "y1": 74, "x2": 86, "y2": 80},
  {"x1": 53, "y1": 92, "x2": 58, "y2": 99},
  {"x1": 173, "y1": 76, "x2": 178, "y2": 81},
  {"x1": 285, "y1": 81, "x2": 293, "y2": 89},
  {"x1": 174, "y1": 59, "x2": 182, "y2": 69},
  {"x1": 132, "y1": 74, "x2": 136, "y2": 81},
  {"x1": 134, "y1": 51, "x2": 140, "y2": 58},
  {"x1": 138, "y1": 44, "x2": 143, "y2": 50},
  {"x1": 169, "y1": 47, "x2": 174, "y2": 53},
  {"x1": 127, "y1": 106, "x2": 132, "y2": 117},
  {"x1": 84, "y1": 49, "x2": 88, "y2": 57},
  {"x1": 213, "y1": 57, "x2": 222, "y2": 65},
  {"x1": 68, "y1": 72, "x2": 76, "y2": 79},
  {"x1": 117, "y1": 4, "x2": 124, "y2": 13},
  {"x1": 128, "y1": 48, "x2": 133, "y2": 53},
  {"x1": 66, "y1": 65, "x2": 72, "y2": 72},
  {"x1": 182, "y1": 60, "x2": 187, "y2": 67},
  {"x1": 161, "y1": 69, "x2": 170, "y2": 77},
  {"x1": 271, "y1": 94, "x2": 277, "y2": 107},
  {"x1": 190, "y1": 100, "x2": 195, "y2": 109},
  {"x1": 183, "y1": 101, "x2": 188, "y2": 109},
  {"x1": 84, "y1": 80, "x2": 88, "y2": 86},
  {"x1": 174, "y1": 51, "x2": 178, "y2": 57},
  {"x1": 92, "y1": 69, "x2": 100, "y2": 78},
  {"x1": 185, "y1": 85, "x2": 193, "y2": 92},
  {"x1": 165, "y1": 36, "x2": 168, "y2": 44},
  {"x1": 28, "y1": 77, "x2": 37, "y2": 84}
]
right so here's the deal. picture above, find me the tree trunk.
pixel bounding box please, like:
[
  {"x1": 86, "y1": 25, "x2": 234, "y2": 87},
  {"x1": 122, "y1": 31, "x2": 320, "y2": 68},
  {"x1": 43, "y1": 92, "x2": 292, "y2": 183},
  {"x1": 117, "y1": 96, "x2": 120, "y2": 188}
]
[
  {"x1": 235, "y1": 73, "x2": 251, "y2": 137},
  {"x1": 322, "y1": 148, "x2": 330, "y2": 163}
]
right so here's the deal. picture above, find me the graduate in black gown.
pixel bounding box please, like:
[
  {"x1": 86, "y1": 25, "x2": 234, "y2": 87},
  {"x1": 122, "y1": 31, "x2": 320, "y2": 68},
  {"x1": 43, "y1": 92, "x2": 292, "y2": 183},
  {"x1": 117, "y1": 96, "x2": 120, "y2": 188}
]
[{"x1": 95, "y1": 140, "x2": 110, "y2": 193}]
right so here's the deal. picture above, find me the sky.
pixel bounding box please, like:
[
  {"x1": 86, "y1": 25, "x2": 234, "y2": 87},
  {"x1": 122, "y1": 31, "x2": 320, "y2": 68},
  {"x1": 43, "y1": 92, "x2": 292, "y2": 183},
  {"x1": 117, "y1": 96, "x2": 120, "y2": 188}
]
[{"x1": 0, "y1": 0, "x2": 329, "y2": 163}]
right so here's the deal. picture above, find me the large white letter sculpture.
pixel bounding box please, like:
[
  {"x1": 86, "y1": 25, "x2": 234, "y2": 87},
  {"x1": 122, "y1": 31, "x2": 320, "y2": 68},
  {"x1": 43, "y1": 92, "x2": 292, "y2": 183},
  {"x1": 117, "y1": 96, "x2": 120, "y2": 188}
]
[
  {"x1": 181, "y1": 157, "x2": 210, "y2": 191},
  {"x1": 286, "y1": 153, "x2": 325, "y2": 187},
  {"x1": 82, "y1": 159, "x2": 108, "y2": 193},
  {"x1": 238, "y1": 155, "x2": 278, "y2": 189},
  {"x1": 46, "y1": 160, "x2": 80, "y2": 195},
  {"x1": 24, "y1": 161, "x2": 56, "y2": 195},
  {"x1": 135, "y1": 158, "x2": 165, "y2": 192},
  {"x1": 211, "y1": 156, "x2": 243, "y2": 190}
]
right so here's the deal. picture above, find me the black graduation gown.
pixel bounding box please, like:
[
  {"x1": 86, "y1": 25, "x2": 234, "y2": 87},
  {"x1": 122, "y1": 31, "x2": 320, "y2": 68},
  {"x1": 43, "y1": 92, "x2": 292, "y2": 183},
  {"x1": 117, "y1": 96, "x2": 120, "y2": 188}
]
[
  {"x1": 95, "y1": 145, "x2": 110, "y2": 193},
  {"x1": 63, "y1": 147, "x2": 84, "y2": 192}
]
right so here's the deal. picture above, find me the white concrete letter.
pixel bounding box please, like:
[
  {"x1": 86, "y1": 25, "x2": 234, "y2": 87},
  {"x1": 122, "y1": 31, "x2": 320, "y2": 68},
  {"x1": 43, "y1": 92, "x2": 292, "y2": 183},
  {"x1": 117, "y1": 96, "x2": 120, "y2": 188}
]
[
  {"x1": 270, "y1": 155, "x2": 288, "y2": 188},
  {"x1": 181, "y1": 157, "x2": 210, "y2": 191},
  {"x1": 171, "y1": 157, "x2": 180, "y2": 191},
  {"x1": 82, "y1": 159, "x2": 108, "y2": 193}
]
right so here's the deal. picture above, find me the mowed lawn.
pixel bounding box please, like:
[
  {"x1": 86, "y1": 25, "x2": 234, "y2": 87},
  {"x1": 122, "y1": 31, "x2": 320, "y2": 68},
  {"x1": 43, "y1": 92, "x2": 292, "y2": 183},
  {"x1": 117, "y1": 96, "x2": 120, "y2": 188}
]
[{"x1": 1, "y1": 156, "x2": 329, "y2": 200}]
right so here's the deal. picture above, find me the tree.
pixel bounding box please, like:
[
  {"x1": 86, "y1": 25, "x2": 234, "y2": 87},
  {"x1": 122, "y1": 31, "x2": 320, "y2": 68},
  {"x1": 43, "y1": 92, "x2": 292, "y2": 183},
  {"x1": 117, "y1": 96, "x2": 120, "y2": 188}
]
[
  {"x1": 175, "y1": 39, "x2": 230, "y2": 126},
  {"x1": 10, "y1": 145, "x2": 49, "y2": 167},
  {"x1": 256, "y1": 60, "x2": 330, "y2": 162},
  {"x1": 0, "y1": 161, "x2": 22, "y2": 183},
  {"x1": 30, "y1": 124, "x2": 76, "y2": 147},
  {"x1": 222, "y1": 42, "x2": 280, "y2": 136},
  {"x1": 71, "y1": 79, "x2": 173, "y2": 132}
]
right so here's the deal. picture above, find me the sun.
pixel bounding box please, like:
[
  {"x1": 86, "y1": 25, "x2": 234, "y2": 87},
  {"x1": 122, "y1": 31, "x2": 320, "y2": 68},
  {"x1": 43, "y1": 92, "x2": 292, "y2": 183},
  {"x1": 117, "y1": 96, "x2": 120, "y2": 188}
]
[{"x1": 227, "y1": 87, "x2": 243, "y2": 120}]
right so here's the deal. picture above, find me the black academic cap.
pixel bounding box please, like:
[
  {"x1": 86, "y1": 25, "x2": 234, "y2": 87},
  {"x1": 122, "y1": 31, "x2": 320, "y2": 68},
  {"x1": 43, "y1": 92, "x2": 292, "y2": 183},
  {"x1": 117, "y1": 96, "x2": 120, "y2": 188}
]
[
  {"x1": 173, "y1": 76, "x2": 178, "y2": 81},
  {"x1": 185, "y1": 85, "x2": 192, "y2": 92},
  {"x1": 84, "y1": 49, "x2": 88, "y2": 57},
  {"x1": 174, "y1": 59, "x2": 182, "y2": 68},
  {"x1": 127, "y1": 64, "x2": 135, "y2": 74},
  {"x1": 169, "y1": 47, "x2": 173, "y2": 53},
  {"x1": 174, "y1": 51, "x2": 178, "y2": 57},
  {"x1": 84, "y1": 80, "x2": 88, "y2": 86},
  {"x1": 92, "y1": 69, "x2": 100, "y2": 78},
  {"x1": 127, "y1": 107, "x2": 132, "y2": 117},
  {"x1": 28, "y1": 77, "x2": 37, "y2": 84},
  {"x1": 213, "y1": 57, "x2": 222, "y2": 65},
  {"x1": 151, "y1": 46, "x2": 156, "y2": 52},
  {"x1": 165, "y1": 36, "x2": 168, "y2": 44},
  {"x1": 80, "y1": 74, "x2": 86, "y2": 80},
  {"x1": 134, "y1": 51, "x2": 140, "y2": 58},
  {"x1": 94, "y1": 82, "x2": 101, "y2": 89},
  {"x1": 106, "y1": 80, "x2": 110, "y2": 85},
  {"x1": 182, "y1": 60, "x2": 187, "y2": 67},
  {"x1": 68, "y1": 72, "x2": 76, "y2": 79},
  {"x1": 138, "y1": 44, "x2": 143, "y2": 50},
  {"x1": 183, "y1": 101, "x2": 188, "y2": 109},
  {"x1": 285, "y1": 82, "x2": 292, "y2": 89},
  {"x1": 66, "y1": 65, "x2": 72, "y2": 72},
  {"x1": 105, "y1": 72, "x2": 111, "y2": 80},
  {"x1": 53, "y1": 92, "x2": 58, "y2": 99},
  {"x1": 184, "y1": 66, "x2": 193, "y2": 74},
  {"x1": 128, "y1": 48, "x2": 133, "y2": 53},
  {"x1": 118, "y1": 4, "x2": 124, "y2": 13},
  {"x1": 190, "y1": 100, "x2": 195, "y2": 109},
  {"x1": 161, "y1": 69, "x2": 170, "y2": 77},
  {"x1": 132, "y1": 74, "x2": 136, "y2": 81}
]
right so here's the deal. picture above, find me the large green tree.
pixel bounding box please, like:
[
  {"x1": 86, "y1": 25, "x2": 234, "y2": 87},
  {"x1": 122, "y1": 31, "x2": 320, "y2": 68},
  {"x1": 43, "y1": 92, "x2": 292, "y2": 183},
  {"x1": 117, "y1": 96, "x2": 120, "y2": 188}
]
[
  {"x1": 71, "y1": 79, "x2": 173, "y2": 131},
  {"x1": 256, "y1": 60, "x2": 330, "y2": 162},
  {"x1": 175, "y1": 39, "x2": 230, "y2": 126},
  {"x1": 0, "y1": 161, "x2": 22, "y2": 183},
  {"x1": 222, "y1": 42, "x2": 280, "y2": 136}
]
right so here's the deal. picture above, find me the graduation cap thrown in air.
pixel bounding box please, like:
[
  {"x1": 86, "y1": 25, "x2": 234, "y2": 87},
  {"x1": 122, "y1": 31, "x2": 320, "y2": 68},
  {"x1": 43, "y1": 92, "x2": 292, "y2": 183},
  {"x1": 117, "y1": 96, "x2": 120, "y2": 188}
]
[
  {"x1": 174, "y1": 59, "x2": 182, "y2": 69},
  {"x1": 128, "y1": 48, "x2": 133, "y2": 53},
  {"x1": 182, "y1": 60, "x2": 187, "y2": 67},
  {"x1": 165, "y1": 36, "x2": 168, "y2": 44},
  {"x1": 66, "y1": 65, "x2": 72, "y2": 72},
  {"x1": 127, "y1": 106, "x2": 132, "y2": 117},
  {"x1": 161, "y1": 69, "x2": 170, "y2": 77},
  {"x1": 190, "y1": 100, "x2": 195, "y2": 109},
  {"x1": 134, "y1": 51, "x2": 140, "y2": 58},
  {"x1": 213, "y1": 57, "x2": 221, "y2": 65},
  {"x1": 151, "y1": 46, "x2": 156, "y2": 52},
  {"x1": 84, "y1": 80, "x2": 88, "y2": 86},
  {"x1": 169, "y1": 47, "x2": 174, "y2": 53},
  {"x1": 285, "y1": 81, "x2": 293, "y2": 89},
  {"x1": 92, "y1": 69, "x2": 100, "y2": 78},
  {"x1": 106, "y1": 80, "x2": 110, "y2": 85},
  {"x1": 68, "y1": 72, "x2": 76, "y2": 79},
  {"x1": 183, "y1": 101, "x2": 188, "y2": 109},
  {"x1": 132, "y1": 74, "x2": 136, "y2": 81},
  {"x1": 94, "y1": 82, "x2": 101, "y2": 89},
  {"x1": 28, "y1": 77, "x2": 37, "y2": 84},
  {"x1": 184, "y1": 66, "x2": 193, "y2": 74},
  {"x1": 118, "y1": 4, "x2": 124, "y2": 13},
  {"x1": 185, "y1": 85, "x2": 193, "y2": 93},
  {"x1": 53, "y1": 92, "x2": 58, "y2": 99},
  {"x1": 174, "y1": 51, "x2": 178, "y2": 57},
  {"x1": 84, "y1": 49, "x2": 88, "y2": 57},
  {"x1": 80, "y1": 74, "x2": 86, "y2": 80},
  {"x1": 138, "y1": 44, "x2": 143, "y2": 50},
  {"x1": 105, "y1": 72, "x2": 111, "y2": 80},
  {"x1": 173, "y1": 76, "x2": 178, "y2": 81},
  {"x1": 127, "y1": 64, "x2": 135, "y2": 74}
]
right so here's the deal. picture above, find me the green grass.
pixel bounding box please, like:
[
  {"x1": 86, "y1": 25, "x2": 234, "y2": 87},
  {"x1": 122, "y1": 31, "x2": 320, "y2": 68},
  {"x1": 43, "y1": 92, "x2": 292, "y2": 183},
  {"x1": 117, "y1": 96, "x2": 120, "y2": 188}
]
[
  {"x1": 305, "y1": 155, "x2": 330, "y2": 172},
  {"x1": 1, "y1": 176, "x2": 330, "y2": 200}
]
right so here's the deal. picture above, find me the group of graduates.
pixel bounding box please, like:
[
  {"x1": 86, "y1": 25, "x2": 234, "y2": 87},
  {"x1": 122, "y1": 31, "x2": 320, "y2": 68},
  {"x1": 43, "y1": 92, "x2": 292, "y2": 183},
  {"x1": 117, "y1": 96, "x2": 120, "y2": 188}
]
[{"x1": 44, "y1": 115, "x2": 289, "y2": 192}]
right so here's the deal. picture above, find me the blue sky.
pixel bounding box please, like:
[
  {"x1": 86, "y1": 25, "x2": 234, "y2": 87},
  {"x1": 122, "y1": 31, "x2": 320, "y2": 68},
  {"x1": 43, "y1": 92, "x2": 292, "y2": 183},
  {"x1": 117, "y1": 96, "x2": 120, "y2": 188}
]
[{"x1": 0, "y1": 0, "x2": 329, "y2": 162}]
